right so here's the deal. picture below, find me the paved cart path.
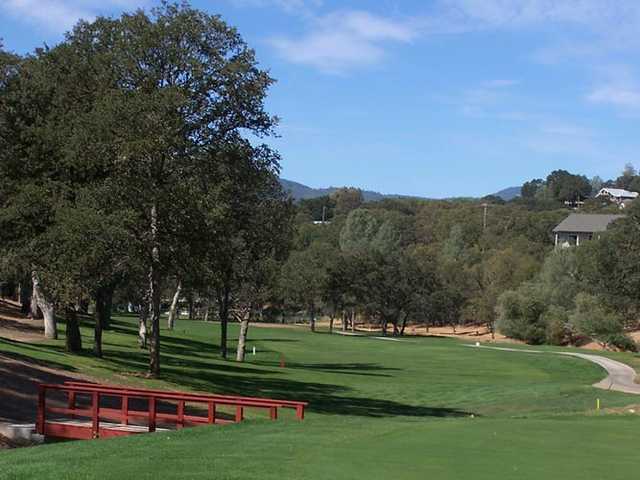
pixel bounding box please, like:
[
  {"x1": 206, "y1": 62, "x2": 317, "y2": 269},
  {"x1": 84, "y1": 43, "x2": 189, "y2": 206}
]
[{"x1": 467, "y1": 345, "x2": 640, "y2": 395}]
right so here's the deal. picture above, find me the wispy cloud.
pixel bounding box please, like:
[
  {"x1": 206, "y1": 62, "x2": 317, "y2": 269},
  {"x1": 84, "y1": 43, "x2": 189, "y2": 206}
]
[
  {"x1": 588, "y1": 86, "x2": 640, "y2": 110},
  {"x1": 439, "y1": 0, "x2": 640, "y2": 30},
  {"x1": 1, "y1": 1, "x2": 146, "y2": 33},
  {"x1": 585, "y1": 64, "x2": 640, "y2": 111},
  {"x1": 228, "y1": 0, "x2": 322, "y2": 15},
  {"x1": 269, "y1": 10, "x2": 417, "y2": 74}
]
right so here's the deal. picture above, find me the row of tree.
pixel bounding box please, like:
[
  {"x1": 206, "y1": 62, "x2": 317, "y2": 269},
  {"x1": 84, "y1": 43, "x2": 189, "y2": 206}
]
[
  {"x1": 0, "y1": 3, "x2": 292, "y2": 375},
  {"x1": 521, "y1": 164, "x2": 640, "y2": 205},
  {"x1": 276, "y1": 165, "x2": 640, "y2": 348}
]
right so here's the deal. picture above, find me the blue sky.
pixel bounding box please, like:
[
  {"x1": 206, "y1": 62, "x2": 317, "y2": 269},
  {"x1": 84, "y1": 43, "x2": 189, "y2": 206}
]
[{"x1": 2, "y1": 1, "x2": 640, "y2": 198}]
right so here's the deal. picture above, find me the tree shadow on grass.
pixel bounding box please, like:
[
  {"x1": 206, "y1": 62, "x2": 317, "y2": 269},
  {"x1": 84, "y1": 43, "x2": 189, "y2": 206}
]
[
  {"x1": 252, "y1": 361, "x2": 400, "y2": 378},
  {"x1": 155, "y1": 365, "x2": 474, "y2": 419}
]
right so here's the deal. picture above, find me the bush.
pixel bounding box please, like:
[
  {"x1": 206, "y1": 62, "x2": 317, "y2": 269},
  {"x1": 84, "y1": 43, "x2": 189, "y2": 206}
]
[
  {"x1": 603, "y1": 333, "x2": 638, "y2": 353},
  {"x1": 542, "y1": 306, "x2": 570, "y2": 345},
  {"x1": 496, "y1": 284, "x2": 547, "y2": 344},
  {"x1": 569, "y1": 293, "x2": 629, "y2": 349}
]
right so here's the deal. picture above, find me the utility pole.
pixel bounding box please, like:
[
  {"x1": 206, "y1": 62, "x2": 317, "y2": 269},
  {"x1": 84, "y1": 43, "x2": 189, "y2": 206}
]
[
  {"x1": 322, "y1": 205, "x2": 326, "y2": 223},
  {"x1": 481, "y1": 203, "x2": 489, "y2": 231}
]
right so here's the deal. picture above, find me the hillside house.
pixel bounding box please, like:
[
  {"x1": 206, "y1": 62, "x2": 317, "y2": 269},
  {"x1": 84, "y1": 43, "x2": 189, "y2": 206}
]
[
  {"x1": 596, "y1": 188, "x2": 638, "y2": 204},
  {"x1": 553, "y1": 214, "x2": 624, "y2": 248}
]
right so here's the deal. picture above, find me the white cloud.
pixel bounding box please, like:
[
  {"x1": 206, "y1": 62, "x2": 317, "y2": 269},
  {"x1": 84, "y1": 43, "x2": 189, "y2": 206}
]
[
  {"x1": 229, "y1": 0, "x2": 322, "y2": 14},
  {"x1": 440, "y1": 0, "x2": 639, "y2": 30},
  {"x1": 439, "y1": 0, "x2": 640, "y2": 61},
  {"x1": 1, "y1": 0, "x2": 146, "y2": 33},
  {"x1": 269, "y1": 10, "x2": 417, "y2": 74},
  {"x1": 481, "y1": 79, "x2": 518, "y2": 89},
  {"x1": 588, "y1": 86, "x2": 640, "y2": 110},
  {"x1": 585, "y1": 64, "x2": 640, "y2": 111}
]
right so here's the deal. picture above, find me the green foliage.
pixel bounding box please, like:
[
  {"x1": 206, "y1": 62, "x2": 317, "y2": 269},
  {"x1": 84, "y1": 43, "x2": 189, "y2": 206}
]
[
  {"x1": 331, "y1": 187, "x2": 364, "y2": 215},
  {"x1": 339, "y1": 209, "x2": 380, "y2": 253},
  {"x1": 521, "y1": 178, "x2": 544, "y2": 198},
  {"x1": 496, "y1": 284, "x2": 547, "y2": 344},
  {"x1": 546, "y1": 169, "x2": 592, "y2": 202},
  {"x1": 569, "y1": 293, "x2": 634, "y2": 350},
  {"x1": 298, "y1": 196, "x2": 335, "y2": 222},
  {"x1": 542, "y1": 305, "x2": 571, "y2": 345}
]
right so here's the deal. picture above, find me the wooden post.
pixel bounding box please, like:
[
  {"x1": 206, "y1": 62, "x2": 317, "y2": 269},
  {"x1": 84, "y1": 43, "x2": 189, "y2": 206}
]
[
  {"x1": 36, "y1": 385, "x2": 46, "y2": 435},
  {"x1": 208, "y1": 402, "x2": 216, "y2": 424},
  {"x1": 122, "y1": 395, "x2": 129, "y2": 425},
  {"x1": 177, "y1": 400, "x2": 185, "y2": 429},
  {"x1": 235, "y1": 406, "x2": 244, "y2": 422},
  {"x1": 91, "y1": 391, "x2": 100, "y2": 438},
  {"x1": 67, "y1": 391, "x2": 76, "y2": 418},
  {"x1": 148, "y1": 396, "x2": 157, "y2": 433},
  {"x1": 269, "y1": 406, "x2": 278, "y2": 420},
  {"x1": 296, "y1": 405, "x2": 304, "y2": 421}
]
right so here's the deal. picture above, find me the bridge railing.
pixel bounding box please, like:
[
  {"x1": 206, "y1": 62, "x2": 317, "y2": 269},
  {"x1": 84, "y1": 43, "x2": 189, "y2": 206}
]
[{"x1": 37, "y1": 382, "x2": 308, "y2": 440}]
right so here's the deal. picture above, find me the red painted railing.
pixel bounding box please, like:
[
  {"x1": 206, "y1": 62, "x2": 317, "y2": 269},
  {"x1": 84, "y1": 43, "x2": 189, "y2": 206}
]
[{"x1": 37, "y1": 382, "x2": 308, "y2": 440}]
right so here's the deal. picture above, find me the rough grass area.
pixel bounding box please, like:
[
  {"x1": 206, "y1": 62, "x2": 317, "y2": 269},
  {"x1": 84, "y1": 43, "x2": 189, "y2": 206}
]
[{"x1": 1, "y1": 315, "x2": 639, "y2": 479}]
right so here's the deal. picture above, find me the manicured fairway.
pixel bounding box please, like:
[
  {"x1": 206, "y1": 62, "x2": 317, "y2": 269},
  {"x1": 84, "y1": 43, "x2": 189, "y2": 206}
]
[{"x1": 1, "y1": 316, "x2": 639, "y2": 479}]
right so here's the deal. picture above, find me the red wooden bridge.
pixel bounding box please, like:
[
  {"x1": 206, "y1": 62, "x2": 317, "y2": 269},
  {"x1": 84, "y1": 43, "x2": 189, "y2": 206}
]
[{"x1": 36, "y1": 381, "x2": 308, "y2": 440}]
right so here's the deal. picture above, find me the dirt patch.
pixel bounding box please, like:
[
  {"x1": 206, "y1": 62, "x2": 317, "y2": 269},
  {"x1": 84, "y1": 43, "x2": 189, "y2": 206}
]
[
  {"x1": 0, "y1": 299, "x2": 44, "y2": 342},
  {"x1": 0, "y1": 352, "x2": 93, "y2": 423}
]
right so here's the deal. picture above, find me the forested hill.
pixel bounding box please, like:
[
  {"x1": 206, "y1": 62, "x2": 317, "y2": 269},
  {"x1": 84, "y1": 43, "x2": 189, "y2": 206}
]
[
  {"x1": 494, "y1": 186, "x2": 522, "y2": 201},
  {"x1": 279, "y1": 178, "x2": 521, "y2": 202},
  {"x1": 279, "y1": 179, "x2": 389, "y2": 202}
]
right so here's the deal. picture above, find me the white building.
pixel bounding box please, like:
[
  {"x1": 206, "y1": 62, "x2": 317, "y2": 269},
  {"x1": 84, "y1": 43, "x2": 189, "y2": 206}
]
[{"x1": 596, "y1": 188, "x2": 639, "y2": 204}]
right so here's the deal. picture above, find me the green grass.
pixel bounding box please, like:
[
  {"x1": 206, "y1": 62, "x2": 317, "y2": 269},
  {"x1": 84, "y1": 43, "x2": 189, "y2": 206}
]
[{"x1": 1, "y1": 316, "x2": 640, "y2": 479}]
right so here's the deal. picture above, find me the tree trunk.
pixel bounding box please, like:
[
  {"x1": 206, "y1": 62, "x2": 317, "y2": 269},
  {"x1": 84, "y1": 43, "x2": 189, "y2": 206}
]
[
  {"x1": 329, "y1": 315, "x2": 334, "y2": 334},
  {"x1": 65, "y1": 305, "x2": 82, "y2": 353},
  {"x1": 488, "y1": 321, "x2": 495, "y2": 340},
  {"x1": 381, "y1": 317, "x2": 388, "y2": 336},
  {"x1": 218, "y1": 288, "x2": 230, "y2": 359},
  {"x1": 148, "y1": 203, "x2": 162, "y2": 377},
  {"x1": 309, "y1": 303, "x2": 316, "y2": 332},
  {"x1": 30, "y1": 290, "x2": 42, "y2": 319},
  {"x1": 32, "y1": 271, "x2": 56, "y2": 339},
  {"x1": 94, "y1": 287, "x2": 112, "y2": 357},
  {"x1": 351, "y1": 309, "x2": 356, "y2": 332},
  {"x1": 236, "y1": 311, "x2": 251, "y2": 362},
  {"x1": 138, "y1": 299, "x2": 149, "y2": 348},
  {"x1": 203, "y1": 299, "x2": 210, "y2": 322},
  {"x1": 167, "y1": 280, "x2": 182, "y2": 330},
  {"x1": 102, "y1": 287, "x2": 113, "y2": 330},
  {"x1": 341, "y1": 311, "x2": 347, "y2": 331},
  {"x1": 94, "y1": 291, "x2": 104, "y2": 358},
  {"x1": 19, "y1": 282, "x2": 31, "y2": 315},
  {"x1": 188, "y1": 296, "x2": 194, "y2": 320},
  {"x1": 399, "y1": 313, "x2": 408, "y2": 336}
]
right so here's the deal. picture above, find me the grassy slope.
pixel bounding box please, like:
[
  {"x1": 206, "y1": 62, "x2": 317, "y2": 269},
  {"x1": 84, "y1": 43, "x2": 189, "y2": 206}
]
[{"x1": 1, "y1": 316, "x2": 640, "y2": 479}]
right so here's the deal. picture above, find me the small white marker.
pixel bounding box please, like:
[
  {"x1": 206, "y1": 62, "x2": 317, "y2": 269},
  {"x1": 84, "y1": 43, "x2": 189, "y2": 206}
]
[
  {"x1": 252, "y1": 346, "x2": 256, "y2": 356},
  {"x1": 475, "y1": 342, "x2": 480, "y2": 347}
]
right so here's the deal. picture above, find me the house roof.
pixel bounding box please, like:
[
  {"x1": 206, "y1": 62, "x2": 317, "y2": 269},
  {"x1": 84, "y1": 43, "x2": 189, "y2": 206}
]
[
  {"x1": 553, "y1": 214, "x2": 625, "y2": 233},
  {"x1": 597, "y1": 188, "x2": 639, "y2": 199}
]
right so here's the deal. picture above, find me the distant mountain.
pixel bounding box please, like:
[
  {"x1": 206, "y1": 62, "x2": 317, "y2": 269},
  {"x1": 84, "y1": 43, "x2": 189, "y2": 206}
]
[
  {"x1": 493, "y1": 186, "x2": 521, "y2": 201},
  {"x1": 279, "y1": 178, "x2": 387, "y2": 202},
  {"x1": 280, "y1": 178, "x2": 522, "y2": 202}
]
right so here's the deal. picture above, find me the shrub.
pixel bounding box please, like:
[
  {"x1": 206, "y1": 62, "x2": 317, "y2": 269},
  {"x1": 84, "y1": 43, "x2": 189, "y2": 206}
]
[
  {"x1": 496, "y1": 284, "x2": 547, "y2": 344},
  {"x1": 542, "y1": 306, "x2": 570, "y2": 345},
  {"x1": 603, "y1": 333, "x2": 638, "y2": 353},
  {"x1": 569, "y1": 293, "x2": 632, "y2": 350}
]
